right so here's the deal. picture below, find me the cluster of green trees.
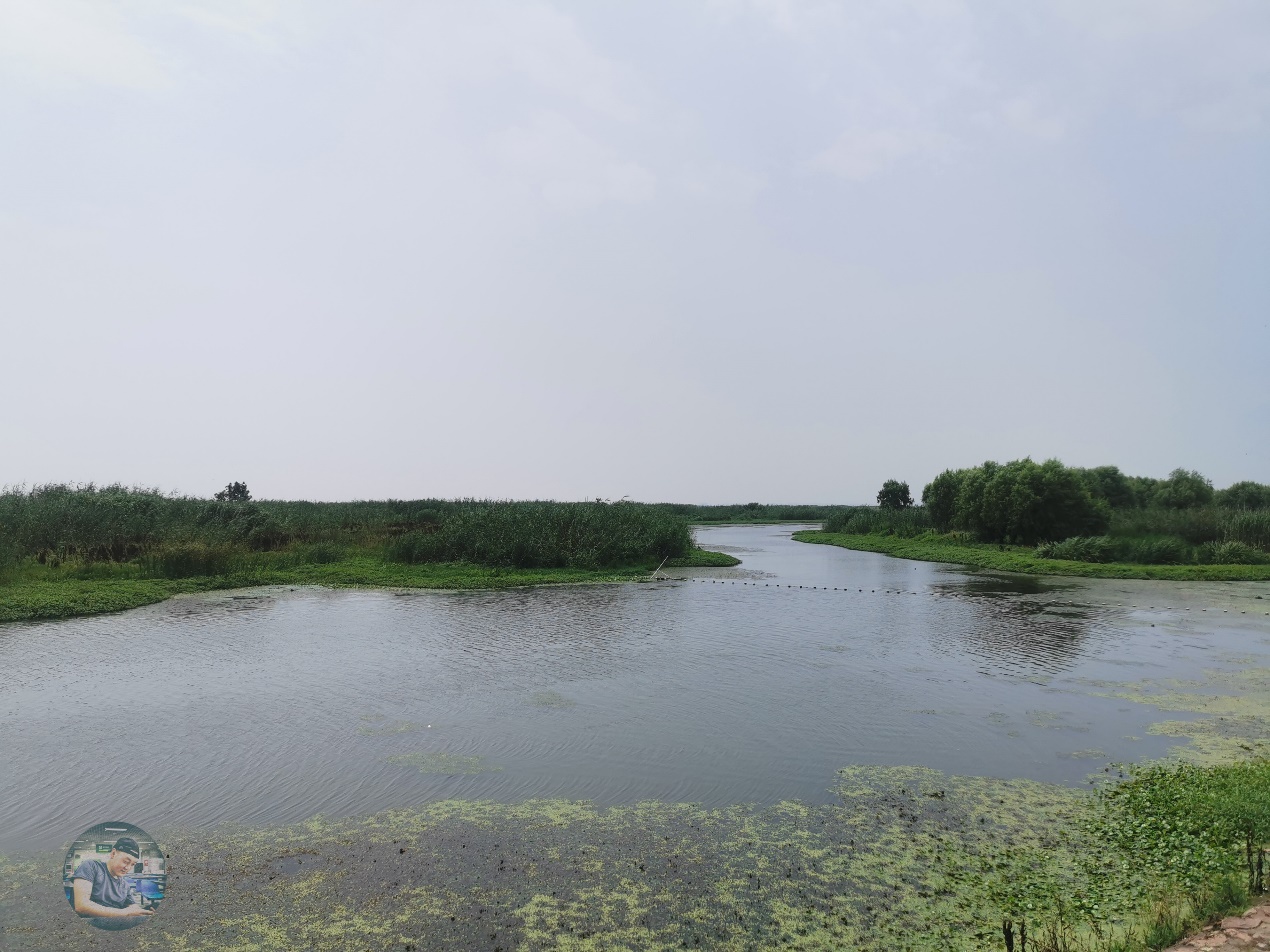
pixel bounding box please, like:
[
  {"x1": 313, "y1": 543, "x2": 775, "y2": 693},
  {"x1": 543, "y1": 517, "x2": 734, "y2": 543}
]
[
  {"x1": 922, "y1": 459, "x2": 1110, "y2": 544},
  {"x1": 918, "y1": 462, "x2": 1270, "y2": 547},
  {"x1": 825, "y1": 463, "x2": 1270, "y2": 565}
]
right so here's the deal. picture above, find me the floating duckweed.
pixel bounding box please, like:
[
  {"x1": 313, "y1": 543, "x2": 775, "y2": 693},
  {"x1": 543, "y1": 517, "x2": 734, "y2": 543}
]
[
  {"x1": 4, "y1": 763, "x2": 1267, "y2": 951},
  {"x1": 1095, "y1": 666, "x2": 1270, "y2": 764}
]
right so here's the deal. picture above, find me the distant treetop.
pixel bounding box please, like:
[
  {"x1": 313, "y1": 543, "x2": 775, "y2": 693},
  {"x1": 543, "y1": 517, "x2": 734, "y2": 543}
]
[
  {"x1": 214, "y1": 481, "x2": 252, "y2": 503},
  {"x1": 877, "y1": 479, "x2": 913, "y2": 510}
]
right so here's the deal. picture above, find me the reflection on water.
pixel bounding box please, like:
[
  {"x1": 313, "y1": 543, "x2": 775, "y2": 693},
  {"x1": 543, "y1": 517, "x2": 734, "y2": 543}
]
[{"x1": 2, "y1": 524, "x2": 1268, "y2": 853}]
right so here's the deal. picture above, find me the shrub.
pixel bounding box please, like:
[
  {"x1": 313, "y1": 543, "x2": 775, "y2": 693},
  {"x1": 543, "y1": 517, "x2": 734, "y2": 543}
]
[
  {"x1": 1035, "y1": 536, "x2": 1114, "y2": 563},
  {"x1": 384, "y1": 531, "x2": 446, "y2": 565},
  {"x1": 140, "y1": 543, "x2": 236, "y2": 579},
  {"x1": 1117, "y1": 537, "x2": 1188, "y2": 565},
  {"x1": 1110, "y1": 508, "x2": 1222, "y2": 545},
  {"x1": 301, "y1": 542, "x2": 346, "y2": 564},
  {"x1": 1195, "y1": 541, "x2": 1267, "y2": 565}
]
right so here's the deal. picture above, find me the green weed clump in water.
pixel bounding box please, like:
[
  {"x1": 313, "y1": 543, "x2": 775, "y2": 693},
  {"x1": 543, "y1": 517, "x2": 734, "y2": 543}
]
[{"x1": 1091, "y1": 666, "x2": 1270, "y2": 765}]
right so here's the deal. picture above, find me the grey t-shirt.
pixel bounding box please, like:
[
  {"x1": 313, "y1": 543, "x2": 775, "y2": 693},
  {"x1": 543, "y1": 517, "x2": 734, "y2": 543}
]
[{"x1": 73, "y1": 858, "x2": 134, "y2": 910}]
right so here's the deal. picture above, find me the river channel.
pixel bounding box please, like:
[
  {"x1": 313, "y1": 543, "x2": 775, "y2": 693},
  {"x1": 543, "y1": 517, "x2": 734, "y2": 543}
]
[{"x1": 4, "y1": 524, "x2": 1269, "y2": 855}]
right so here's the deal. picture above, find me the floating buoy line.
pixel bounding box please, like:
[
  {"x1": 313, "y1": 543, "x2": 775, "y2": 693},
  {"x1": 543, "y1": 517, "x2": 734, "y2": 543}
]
[{"x1": 653, "y1": 578, "x2": 1270, "y2": 615}]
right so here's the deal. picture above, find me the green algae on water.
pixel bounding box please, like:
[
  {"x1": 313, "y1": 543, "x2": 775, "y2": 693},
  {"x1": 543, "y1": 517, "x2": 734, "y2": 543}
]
[
  {"x1": 4, "y1": 763, "x2": 1266, "y2": 951},
  {"x1": 1093, "y1": 666, "x2": 1270, "y2": 765}
]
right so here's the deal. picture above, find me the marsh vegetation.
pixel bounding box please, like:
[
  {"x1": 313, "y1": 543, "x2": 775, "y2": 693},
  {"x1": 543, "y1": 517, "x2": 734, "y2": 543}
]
[{"x1": 0, "y1": 484, "x2": 735, "y2": 621}]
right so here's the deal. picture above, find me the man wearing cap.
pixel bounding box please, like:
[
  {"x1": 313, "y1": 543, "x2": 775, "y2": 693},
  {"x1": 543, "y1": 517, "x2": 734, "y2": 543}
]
[{"x1": 71, "y1": 837, "x2": 154, "y2": 926}]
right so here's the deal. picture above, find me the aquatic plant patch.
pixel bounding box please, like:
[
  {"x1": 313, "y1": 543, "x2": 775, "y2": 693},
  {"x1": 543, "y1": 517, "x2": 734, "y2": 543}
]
[
  {"x1": 1090, "y1": 666, "x2": 1270, "y2": 766},
  {"x1": 4, "y1": 761, "x2": 1266, "y2": 951}
]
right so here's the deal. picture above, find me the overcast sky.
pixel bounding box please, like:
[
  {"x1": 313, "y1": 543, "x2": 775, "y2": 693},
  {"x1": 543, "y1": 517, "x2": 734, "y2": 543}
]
[{"x1": 2, "y1": 1, "x2": 1267, "y2": 503}]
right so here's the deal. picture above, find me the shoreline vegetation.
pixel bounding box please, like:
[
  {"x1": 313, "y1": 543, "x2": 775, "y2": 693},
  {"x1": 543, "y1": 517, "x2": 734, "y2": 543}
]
[
  {"x1": 796, "y1": 461, "x2": 1270, "y2": 582},
  {"x1": 3, "y1": 759, "x2": 1267, "y2": 951},
  {"x1": 796, "y1": 531, "x2": 1270, "y2": 581},
  {"x1": 0, "y1": 485, "x2": 743, "y2": 624}
]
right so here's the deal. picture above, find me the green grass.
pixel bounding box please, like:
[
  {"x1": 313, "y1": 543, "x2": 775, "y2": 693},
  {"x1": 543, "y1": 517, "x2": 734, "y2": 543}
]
[
  {"x1": 664, "y1": 547, "x2": 742, "y2": 567},
  {"x1": 0, "y1": 546, "x2": 742, "y2": 624},
  {"x1": 795, "y1": 531, "x2": 1270, "y2": 581},
  {"x1": 0, "y1": 559, "x2": 644, "y2": 624}
]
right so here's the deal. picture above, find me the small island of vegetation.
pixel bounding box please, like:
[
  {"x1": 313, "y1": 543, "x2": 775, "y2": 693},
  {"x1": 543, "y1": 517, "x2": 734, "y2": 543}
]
[
  {"x1": 0, "y1": 484, "x2": 740, "y2": 624},
  {"x1": 797, "y1": 460, "x2": 1270, "y2": 581}
]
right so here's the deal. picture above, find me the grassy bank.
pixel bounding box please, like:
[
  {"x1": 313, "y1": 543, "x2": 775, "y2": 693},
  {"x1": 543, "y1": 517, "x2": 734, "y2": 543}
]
[
  {"x1": 3, "y1": 759, "x2": 1266, "y2": 951},
  {"x1": 0, "y1": 487, "x2": 745, "y2": 623},
  {"x1": 796, "y1": 531, "x2": 1270, "y2": 581},
  {"x1": 0, "y1": 546, "x2": 737, "y2": 624},
  {"x1": 0, "y1": 560, "x2": 665, "y2": 624}
]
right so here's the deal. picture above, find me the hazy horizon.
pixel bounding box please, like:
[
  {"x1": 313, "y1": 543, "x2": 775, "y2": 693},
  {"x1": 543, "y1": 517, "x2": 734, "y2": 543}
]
[{"x1": 3, "y1": 1, "x2": 1267, "y2": 503}]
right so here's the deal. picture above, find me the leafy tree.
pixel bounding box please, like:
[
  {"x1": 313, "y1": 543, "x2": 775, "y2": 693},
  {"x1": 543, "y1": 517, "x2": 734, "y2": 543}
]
[
  {"x1": 1155, "y1": 469, "x2": 1214, "y2": 510},
  {"x1": 1216, "y1": 481, "x2": 1270, "y2": 510},
  {"x1": 876, "y1": 479, "x2": 913, "y2": 510},
  {"x1": 214, "y1": 481, "x2": 252, "y2": 503},
  {"x1": 1075, "y1": 466, "x2": 1137, "y2": 509},
  {"x1": 1127, "y1": 475, "x2": 1163, "y2": 509},
  {"x1": 925, "y1": 459, "x2": 1107, "y2": 544},
  {"x1": 922, "y1": 469, "x2": 967, "y2": 532}
]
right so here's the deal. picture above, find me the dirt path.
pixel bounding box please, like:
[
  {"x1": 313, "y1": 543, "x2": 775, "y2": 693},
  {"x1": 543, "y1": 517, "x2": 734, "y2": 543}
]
[{"x1": 1171, "y1": 904, "x2": 1270, "y2": 951}]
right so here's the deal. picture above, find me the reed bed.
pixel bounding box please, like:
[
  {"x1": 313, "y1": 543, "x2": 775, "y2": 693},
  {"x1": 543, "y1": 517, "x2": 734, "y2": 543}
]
[
  {"x1": 648, "y1": 502, "x2": 850, "y2": 523},
  {"x1": 824, "y1": 506, "x2": 933, "y2": 537},
  {"x1": 384, "y1": 501, "x2": 692, "y2": 569},
  {"x1": 0, "y1": 486, "x2": 693, "y2": 576}
]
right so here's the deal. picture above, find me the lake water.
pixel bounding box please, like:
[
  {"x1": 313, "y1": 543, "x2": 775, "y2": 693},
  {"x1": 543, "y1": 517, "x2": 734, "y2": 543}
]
[{"x1": 4, "y1": 524, "x2": 1269, "y2": 854}]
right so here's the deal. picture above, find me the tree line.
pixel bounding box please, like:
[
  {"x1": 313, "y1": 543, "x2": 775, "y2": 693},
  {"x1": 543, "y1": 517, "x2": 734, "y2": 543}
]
[{"x1": 829, "y1": 462, "x2": 1270, "y2": 558}]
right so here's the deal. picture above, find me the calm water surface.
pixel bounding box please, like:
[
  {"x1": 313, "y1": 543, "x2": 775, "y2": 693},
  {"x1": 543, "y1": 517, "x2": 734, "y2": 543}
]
[{"x1": 4, "y1": 525, "x2": 1269, "y2": 853}]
